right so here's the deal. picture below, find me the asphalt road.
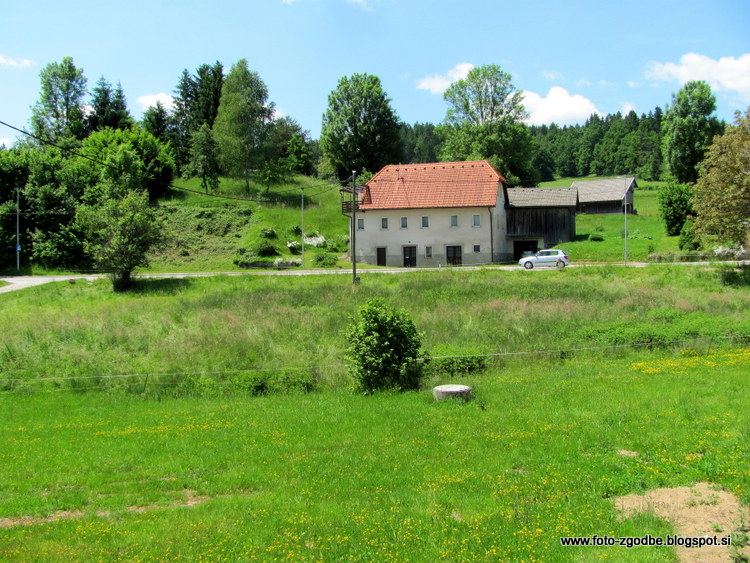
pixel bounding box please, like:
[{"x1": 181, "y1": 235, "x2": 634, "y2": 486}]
[{"x1": 2, "y1": 260, "x2": 748, "y2": 295}]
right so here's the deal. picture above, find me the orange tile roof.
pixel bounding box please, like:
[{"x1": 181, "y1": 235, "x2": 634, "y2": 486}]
[{"x1": 359, "y1": 160, "x2": 506, "y2": 210}]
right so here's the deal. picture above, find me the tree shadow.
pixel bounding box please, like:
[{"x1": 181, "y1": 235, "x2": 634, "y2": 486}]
[
  {"x1": 719, "y1": 265, "x2": 750, "y2": 287},
  {"x1": 129, "y1": 277, "x2": 195, "y2": 295}
]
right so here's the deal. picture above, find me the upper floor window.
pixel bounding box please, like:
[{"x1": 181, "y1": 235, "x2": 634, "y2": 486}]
[
  {"x1": 400, "y1": 216, "x2": 408, "y2": 229},
  {"x1": 473, "y1": 214, "x2": 481, "y2": 227},
  {"x1": 381, "y1": 217, "x2": 388, "y2": 230},
  {"x1": 357, "y1": 218, "x2": 364, "y2": 230},
  {"x1": 421, "y1": 216, "x2": 429, "y2": 228},
  {"x1": 450, "y1": 215, "x2": 458, "y2": 228}
]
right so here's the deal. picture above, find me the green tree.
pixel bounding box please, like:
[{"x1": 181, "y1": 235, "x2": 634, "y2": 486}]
[
  {"x1": 658, "y1": 182, "x2": 695, "y2": 236},
  {"x1": 76, "y1": 147, "x2": 162, "y2": 291},
  {"x1": 320, "y1": 73, "x2": 403, "y2": 182},
  {"x1": 30, "y1": 56, "x2": 88, "y2": 141},
  {"x1": 401, "y1": 122, "x2": 442, "y2": 164},
  {"x1": 183, "y1": 123, "x2": 220, "y2": 192},
  {"x1": 80, "y1": 127, "x2": 175, "y2": 200},
  {"x1": 213, "y1": 59, "x2": 274, "y2": 192},
  {"x1": 662, "y1": 81, "x2": 724, "y2": 184},
  {"x1": 438, "y1": 64, "x2": 536, "y2": 186},
  {"x1": 693, "y1": 108, "x2": 750, "y2": 246},
  {"x1": 86, "y1": 77, "x2": 133, "y2": 133},
  {"x1": 141, "y1": 101, "x2": 173, "y2": 144},
  {"x1": 443, "y1": 64, "x2": 527, "y2": 127},
  {"x1": 344, "y1": 299, "x2": 426, "y2": 394}
]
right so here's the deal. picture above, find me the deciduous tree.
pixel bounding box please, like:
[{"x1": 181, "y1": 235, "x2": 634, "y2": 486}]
[
  {"x1": 30, "y1": 57, "x2": 88, "y2": 141},
  {"x1": 662, "y1": 81, "x2": 723, "y2": 184},
  {"x1": 213, "y1": 59, "x2": 274, "y2": 192},
  {"x1": 693, "y1": 108, "x2": 750, "y2": 246},
  {"x1": 320, "y1": 73, "x2": 403, "y2": 182}
]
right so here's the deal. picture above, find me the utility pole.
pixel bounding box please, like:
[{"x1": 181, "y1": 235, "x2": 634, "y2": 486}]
[
  {"x1": 623, "y1": 197, "x2": 628, "y2": 264},
  {"x1": 351, "y1": 170, "x2": 359, "y2": 285},
  {"x1": 300, "y1": 186, "x2": 305, "y2": 265},
  {"x1": 16, "y1": 188, "x2": 20, "y2": 272}
]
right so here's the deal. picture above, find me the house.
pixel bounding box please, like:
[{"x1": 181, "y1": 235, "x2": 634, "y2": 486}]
[
  {"x1": 505, "y1": 188, "x2": 578, "y2": 259},
  {"x1": 342, "y1": 160, "x2": 513, "y2": 267},
  {"x1": 571, "y1": 177, "x2": 637, "y2": 214}
]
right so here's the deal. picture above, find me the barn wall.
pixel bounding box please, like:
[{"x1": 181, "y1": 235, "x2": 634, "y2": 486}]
[{"x1": 506, "y1": 208, "x2": 576, "y2": 245}]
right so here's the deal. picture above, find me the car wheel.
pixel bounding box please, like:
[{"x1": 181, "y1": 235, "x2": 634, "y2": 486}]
[
  {"x1": 556, "y1": 260, "x2": 565, "y2": 269},
  {"x1": 524, "y1": 261, "x2": 533, "y2": 270}
]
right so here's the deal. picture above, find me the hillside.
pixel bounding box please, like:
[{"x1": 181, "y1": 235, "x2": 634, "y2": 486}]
[
  {"x1": 147, "y1": 175, "x2": 350, "y2": 272},
  {"x1": 144, "y1": 175, "x2": 678, "y2": 273}
]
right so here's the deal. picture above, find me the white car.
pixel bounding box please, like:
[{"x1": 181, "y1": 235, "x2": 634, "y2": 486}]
[{"x1": 519, "y1": 249, "x2": 570, "y2": 269}]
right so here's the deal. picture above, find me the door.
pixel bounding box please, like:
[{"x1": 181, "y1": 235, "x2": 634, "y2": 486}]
[
  {"x1": 376, "y1": 247, "x2": 386, "y2": 267},
  {"x1": 402, "y1": 246, "x2": 417, "y2": 267},
  {"x1": 446, "y1": 245, "x2": 462, "y2": 266}
]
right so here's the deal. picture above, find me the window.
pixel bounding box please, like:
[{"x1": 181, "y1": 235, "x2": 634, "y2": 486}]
[
  {"x1": 450, "y1": 215, "x2": 458, "y2": 227},
  {"x1": 400, "y1": 216, "x2": 408, "y2": 229},
  {"x1": 473, "y1": 214, "x2": 481, "y2": 227},
  {"x1": 474, "y1": 245, "x2": 481, "y2": 253},
  {"x1": 421, "y1": 216, "x2": 429, "y2": 228},
  {"x1": 425, "y1": 246, "x2": 433, "y2": 258},
  {"x1": 381, "y1": 217, "x2": 388, "y2": 230},
  {"x1": 357, "y1": 218, "x2": 364, "y2": 230}
]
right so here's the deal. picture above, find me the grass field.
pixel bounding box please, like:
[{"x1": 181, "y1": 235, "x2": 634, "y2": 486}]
[{"x1": 1, "y1": 349, "x2": 749, "y2": 561}]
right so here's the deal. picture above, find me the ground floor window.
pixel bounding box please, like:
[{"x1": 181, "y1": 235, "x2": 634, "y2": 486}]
[
  {"x1": 473, "y1": 244, "x2": 481, "y2": 253},
  {"x1": 425, "y1": 246, "x2": 432, "y2": 258}
]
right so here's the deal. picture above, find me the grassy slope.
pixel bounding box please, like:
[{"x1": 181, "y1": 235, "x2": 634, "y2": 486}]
[{"x1": 147, "y1": 175, "x2": 350, "y2": 273}]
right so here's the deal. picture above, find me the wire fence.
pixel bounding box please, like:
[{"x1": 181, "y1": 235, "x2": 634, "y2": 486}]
[{"x1": 1, "y1": 334, "x2": 746, "y2": 397}]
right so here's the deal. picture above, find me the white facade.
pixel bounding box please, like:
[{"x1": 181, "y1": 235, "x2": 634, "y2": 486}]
[{"x1": 353, "y1": 192, "x2": 513, "y2": 267}]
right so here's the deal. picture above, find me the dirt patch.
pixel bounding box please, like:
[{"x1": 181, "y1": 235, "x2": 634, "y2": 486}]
[
  {"x1": 0, "y1": 489, "x2": 210, "y2": 529},
  {"x1": 617, "y1": 449, "x2": 639, "y2": 458},
  {"x1": 614, "y1": 482, "x2": 750, "y2": 562}
]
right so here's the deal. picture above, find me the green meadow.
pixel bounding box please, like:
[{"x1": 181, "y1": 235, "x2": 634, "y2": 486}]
[{"x1": 1, "y1": 266, "x2": 750, "y2": 561}]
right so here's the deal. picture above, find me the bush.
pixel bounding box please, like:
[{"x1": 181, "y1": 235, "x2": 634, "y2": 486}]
[
  {"x1": 588, "y1": 233, "x2": 605, "y2": 242},
  {"x1": 259, "y1": 227, "x2": 277, "y2": 239},
  {"x1": 679, "y1": 220, "x2": 700, "y2": 251},
  {"x1": 344, "y1": 299, "x2": 427, "y2": 393},
  {"x1": 312, "y1": 252, "x2": 338, "y2": 267},
  {"x1": 253, "y1": 240, "x2": 280, "y2": 257},
  {"x1": 658, "y1": 182, "x2": 695, "y2": 236}
]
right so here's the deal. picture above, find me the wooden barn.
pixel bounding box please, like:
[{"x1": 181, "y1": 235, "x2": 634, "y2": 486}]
[
  {"x1": 505, "y1": 188, "x2": 578, "y2": 260},
  {"x1": 571, "y1": 177, "x2": 637, "y2": 214}
]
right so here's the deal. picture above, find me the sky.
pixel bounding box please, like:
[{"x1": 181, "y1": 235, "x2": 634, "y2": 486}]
[{"x1": 2, "y1": 0, "x2": 749, "y2": 148}]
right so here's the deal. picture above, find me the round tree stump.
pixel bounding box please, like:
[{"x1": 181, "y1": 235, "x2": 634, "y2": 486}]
[{"x1": 433, "y1": 384, "x2": 472, "y2": 402}]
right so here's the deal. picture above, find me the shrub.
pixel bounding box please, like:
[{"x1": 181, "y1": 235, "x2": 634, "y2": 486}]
[
  {"x1": 312, "y1": 252, "x2": 338, "y2": 267},
  {"x1": 344, "y1": 299, "x2": 427, "y2": 393},
  {"x1": 588, "y1": 233, "x2": 605, "y2": 242},
  {"x1": 658, "y1": 182, "x2": 695, "y2": 236},
  {"x1": 286, "y1": 240, "x2": 301, "y2": 254},
  {"x1": 679, "y1": 220, "x2": 700, "y2": 251},
  {"x1": 253, "y1": 240, "x2": 280, "y2": 257},
  {"x1": 259, "y1": 227, "x2": 277, "y2": 239}
]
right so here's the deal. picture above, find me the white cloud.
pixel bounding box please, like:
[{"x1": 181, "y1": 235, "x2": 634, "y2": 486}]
[
  {"x1": 0, "y1": 54, "x2": 35, "y2": 69},
  {"x1": 542, "y1": 70, "x2": 564, "y2": 82},
  {"x1": 646, "y1": 53, "x2": 750, "y2": 102},
  {"x1": 620, "y1": 102, "x2": 637, "y2": 115},
  {"x1": 0, "y1": 137, "x2": 11, "y2": 148},
  {"x1": 417, "y1": 62, "x2": 474, "y2": 94},
  {"x1": 136, "y1": 93, "x2": 175, "y2": 112},
  {"x1": 523, "y1": 86, "x2": 601, "y2": 126},
  {"x1": 627, "y1": 81, "x2": 638, "y2": 88},
  {"x1": 576, "y1": 78, "x2": 591, "y2": 88}
]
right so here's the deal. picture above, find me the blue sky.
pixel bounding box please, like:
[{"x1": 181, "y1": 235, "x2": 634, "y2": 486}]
[{"x1": 2, "y1": 0, "x2": 749, "y2": 147}]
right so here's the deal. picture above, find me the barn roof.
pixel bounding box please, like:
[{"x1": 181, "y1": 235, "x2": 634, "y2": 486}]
[
  {"x1": 358, "y1": 160, "x2": 506, "y2": 210},
  {"x1": 571, "y1": 177, "x2": 637, "y2": 203},
  {"x1": 506, "y1": 187, "x2": 578, "y2": 208}
]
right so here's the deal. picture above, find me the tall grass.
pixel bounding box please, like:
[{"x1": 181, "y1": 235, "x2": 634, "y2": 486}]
[{"x1": 1, "y1": 266, "x2": 748, "y2": 396}]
